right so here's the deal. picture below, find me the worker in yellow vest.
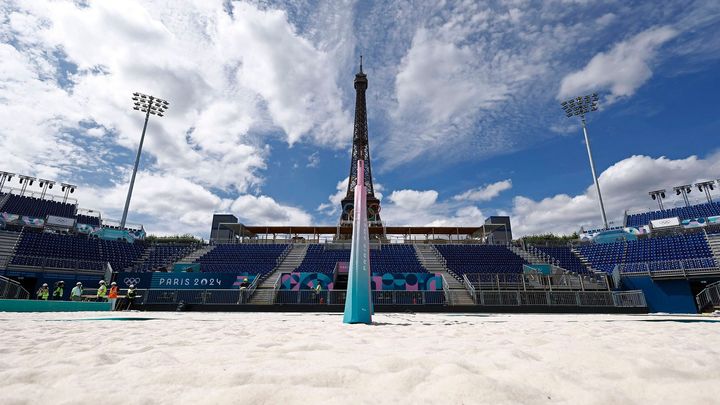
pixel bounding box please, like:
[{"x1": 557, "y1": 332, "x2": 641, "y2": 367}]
[
  {"x1": 97, "y1": 280, "x2": 108, "y2": 302},
  {"x1": 36, "y1": 283, "x2": 49, "y2": 300}
]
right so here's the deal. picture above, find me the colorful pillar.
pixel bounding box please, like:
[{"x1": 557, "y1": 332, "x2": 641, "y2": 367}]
[{"x1": 343, "y1": 160, "x2": 373, "y2": 324}]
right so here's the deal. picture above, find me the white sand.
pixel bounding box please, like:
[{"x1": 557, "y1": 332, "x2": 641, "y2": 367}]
[{"x1": 0, "y1": 312, "x2": 718, "y2": 405}]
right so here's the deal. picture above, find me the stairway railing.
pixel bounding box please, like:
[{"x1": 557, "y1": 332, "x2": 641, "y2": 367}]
[{"x1": 696, "y1": 280, "x2": 720, "y2": 312}]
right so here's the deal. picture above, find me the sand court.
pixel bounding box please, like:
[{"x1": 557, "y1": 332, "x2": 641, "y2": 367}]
[{"x1": 0, "y1": 312, "x2": 718, "y2": 404}]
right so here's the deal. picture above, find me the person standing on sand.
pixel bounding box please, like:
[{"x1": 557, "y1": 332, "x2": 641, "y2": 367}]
[
  {"x1": 125, "y1": 284, "x2": 137, "y2": 310},
  {"x1": 36, "y1": 283, "x2": 49, "y2": 300},
  {"x1": 52, "y1": 281, "x2": 64, "y2": 300},
  {"x1": 108, "y1": 282, "x2": 119, "y2": 309},
  {"x1": 97, "y1": 280, "x2": 108, "y2": 302},
  {"x1": 71, "y1": 282, "x2": 83, "y2": 301}
]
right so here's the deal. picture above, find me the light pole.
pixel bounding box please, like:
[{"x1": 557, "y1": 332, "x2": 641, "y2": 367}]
[
  {"x1": 38, "y1": 180, "x2": 55, "y2": 199},
  {"x1": 0, "y1": 172, "x2": 14, "y2": 193},
  {"x1": 120, "y1": 92, "x2": 169, "y2": 229},
  {"x1": 18, "y1": 175, "x2": 36, "y2": 196},
  {"x1": 673, "y1": 184, "x2": 692, "y2": 207},
  {"x1": 60, "y1": 183, "x2": 76, "y2": 203},
  {"x1": 648, "y1": 189, "x2": 666, "y2": 211},
  {"x1": 561, "y1": 93, "x2": 609, "y2": 229},
  {"x1": 695, "y1": 181, "x2": 715, "y2": 203}
]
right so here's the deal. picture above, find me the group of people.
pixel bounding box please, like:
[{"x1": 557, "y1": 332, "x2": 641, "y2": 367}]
[{"x1": 36, "y1": 280, "x2": 138, "y2": 310}]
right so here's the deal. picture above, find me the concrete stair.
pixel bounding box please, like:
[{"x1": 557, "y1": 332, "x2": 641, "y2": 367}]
[
  {"x1": 414, "y1": 244, "x2": 474, "y2": 305},
  {"x1": 705, "y1": 234, "x2": 720, "y2": 265},
  {"x1": 508, "y1": 245, "x2": 549, "y2": 265},
  {"x1": 0, "y1": 230, "x2": 21, "y2": 270},
  {"x1": 0, "y1": 193, "x2": 10, "y2": 212},
  {"x1": 570, "y1": 247, "x2": 601, "y2": 274},
  {"x1": 175, "y1": 244, "x2": 215, "y2": 264},
  {"x1": 249, "y1": 244, "x2": 308, "y2": 304}
]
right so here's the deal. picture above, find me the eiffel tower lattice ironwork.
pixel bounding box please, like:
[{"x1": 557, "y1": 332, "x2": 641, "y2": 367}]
[{"x1": 340, "y1": 57, "x2": 382, "y2": 225}]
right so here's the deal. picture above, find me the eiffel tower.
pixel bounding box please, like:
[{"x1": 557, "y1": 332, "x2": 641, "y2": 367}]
[{"x1": 339, "y1": 57, "x2": 382, "y2": 226}]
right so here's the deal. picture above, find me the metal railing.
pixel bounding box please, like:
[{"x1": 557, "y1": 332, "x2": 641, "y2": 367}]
[
  {"x1": 440, "y1": 274, "x2": 452, "y2": 305},
  {"x1": 1, "y1": 186, "x2": 78, "y2": 205},
  {"x1": 0, "y1": 275, "x2": 30, "y2": 299},
  {"x1": 462, "y1": 274, "x2": 477, "y2": 304},
  {"x1": 122, "y1": 286, "x2": 644, "y2": 309},
  {"x1": 274, "y1": 290, "x2": 446, "y2": 305},
  {"x1": 696, "y1": 281, "x2": 720, "y2": 312},
  {"x1": 472, "y1": 289, "x2": 645, "y2": 308},
  {"x1": 465, "y1": 272, "x2": 609, "y2": 291},
  {"x1": 617, "y1": 258, "x2": 719, "y2": 277}
]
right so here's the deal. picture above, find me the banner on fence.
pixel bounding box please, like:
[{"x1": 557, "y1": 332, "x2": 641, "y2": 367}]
[
  {"x1": 150, "y1": 272, "x2": 255, "y2": 289},
  {"x1": 681, "y1": 217, "x2": 707, "y2": 228},
  {"x1": 280, "y1": 272, "x2": 443, "y2": 291}
]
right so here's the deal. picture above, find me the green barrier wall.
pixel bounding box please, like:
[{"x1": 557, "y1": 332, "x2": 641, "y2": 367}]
[{"x1": 0, "y1": 299, "x2": 112, "y2": 312}]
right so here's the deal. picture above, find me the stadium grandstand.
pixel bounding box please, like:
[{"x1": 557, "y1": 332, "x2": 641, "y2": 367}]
[
  {"x1": 1, "y1": 67, "x2": 719, "y2": 316},
  {"x1": 3, "y1": 167, "x2": 720, "y2": 313}
]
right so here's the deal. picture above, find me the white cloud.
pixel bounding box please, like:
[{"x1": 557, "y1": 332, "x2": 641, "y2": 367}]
[
  {"x1": 0, "y1": 0, "x2": 353, "y2": 191},
  {"x1": 510, "y1": 153, "x2": 720, "y2": 236},
  {"x1": 453, "y1": 179, "x2": 512, "y2": 202},
  {"x1": 558, "y1": 26, "x2": 678, "y2": 102},
  {"x1": 74, "y1": 171, "x2": 313, "y2": 235},
  {"x1": 317, "y1": 176, "x2": 349, "y2": 216},
  {"x1": 306, "y1": 151, "x2": 320, "y2": 168},
  {"x1": 230, "y1": 195, "x2": 312, "y2": 226},
  {"x1": 388, "y1": 189, "x2": 438, "y2": 211},
  {"x1": 382, "y1": 189, "x2": 485, "y2": 227}
]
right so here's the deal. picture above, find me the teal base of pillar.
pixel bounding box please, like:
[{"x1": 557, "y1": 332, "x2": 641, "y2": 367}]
[{"x1": 0, "y1": 299, "x2": 112, "y2": 312}]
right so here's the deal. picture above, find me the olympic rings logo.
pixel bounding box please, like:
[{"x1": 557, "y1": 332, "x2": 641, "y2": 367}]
[{"x1": 123, "y1": 277, "x2": 141, "y2": 286}]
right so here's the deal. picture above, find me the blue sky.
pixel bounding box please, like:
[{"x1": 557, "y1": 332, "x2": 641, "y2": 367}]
[{"x1": 1, "y1": 0, "x2": 719, "y2": 237}]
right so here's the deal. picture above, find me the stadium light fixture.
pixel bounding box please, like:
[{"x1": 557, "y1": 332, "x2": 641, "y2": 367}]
[
  {"x1": 60, "y1": 183, "x2": 77, "y2": 203},
  {"x1": 38, "y1": 179, "x2": 55, "y2": 199},
  {"x1": 0, "y1": 171, "x2": 14, "y2": 193},
  {"x1": 17, "y1": 175, "x2": 37, "y2": 196},
  {"x1": 695, "y1": 180, "x2": 715, "y2": 203},
  {"x1": 561, "y1": 93, "x2": 608, "y2": 229},
  {"x1": 120, "y1": 92, "x2": 170, "y2": 229},
  {"x1": 648, "y1": 189, "x2": 666, "y2": 211},
  {"x1": 673, "y1": 185, "x2": 693, "y2": 207}
]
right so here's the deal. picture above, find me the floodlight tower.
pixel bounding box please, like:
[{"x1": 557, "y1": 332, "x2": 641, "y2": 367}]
[
  {"x1": 120, "y1": 92, "x2": 169, "y2": 229},
  {"x1": 60, "y1": 183, "x2": 76, "y2": 203},
  {"x1": 672, "y1": 184, "x2": 692, "y2": 207},
  {"x1": 0, "y1": 172, "x2": 14, "y2": 193},
  {"x1": 561, "y1": 93, "x2": 608, "y2": 229},
  {"x1": 38, "y1": 179, "x2": 55, "y2": 199},
  {"x1": 648, "y1": 189, "x2": 666, "y2": 211},
  {"x1": 17, "y1": 175, "x2": 36, "y2": 196},
  {"x1": 695, "y1": 180, "x2": 715, "y2": 203}
]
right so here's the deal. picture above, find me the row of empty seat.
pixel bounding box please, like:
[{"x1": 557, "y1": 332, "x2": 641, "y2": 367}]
[
  {"x1": 295, "y1": 244, "x2": 426, "y2": 274},
  {"x1": 534, "y1": 246, "x2": 590, "y2": 274},
  {"x1": 626, "y1": 201, "x2": 720, "y2": 227},
  {"x1": 195, "y1": 244, "x2": 288, "y2": 276},
  {"x1": 576, "y1": 233, "x2": 714, "y2": 273},
  {"x1": 132, "y1": 244, "x2": 197, "y2": 272},
  {"x1": 435, "y1": 245, "x2": 527, "y2": 277},
  {"x1": 1, "y1": 194, "x2": 76, "y2": 218},
  {"x1": 11, "y1": 232, "x2": 146, "y2": 271}
]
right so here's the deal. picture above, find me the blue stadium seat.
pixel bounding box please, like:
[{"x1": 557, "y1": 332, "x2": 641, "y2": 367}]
[
  {"x1": 11, "y1": 232, "x2": 146, "y2": 271},
  {"x1": 1, "y1": 194, "x2": 76, "y2": 218},
  {"x1": 626, "y1": 201, "x2": 720, "y2": 227},
  {"x1": 295, "y1": 244, "x2": 426, "y2": 274},
  {"x1": 576, "y1": 232, "x2": 714, "y2": 273},
  {"x1": 195, "y1": 244, "x2": 289, "y2": 277},
  {"x1": 534, "y1": 246, "x2": 589, "y2": 274},
  {"x1": 434, "y1": 245, "x2": 527, "y2": 277}
]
